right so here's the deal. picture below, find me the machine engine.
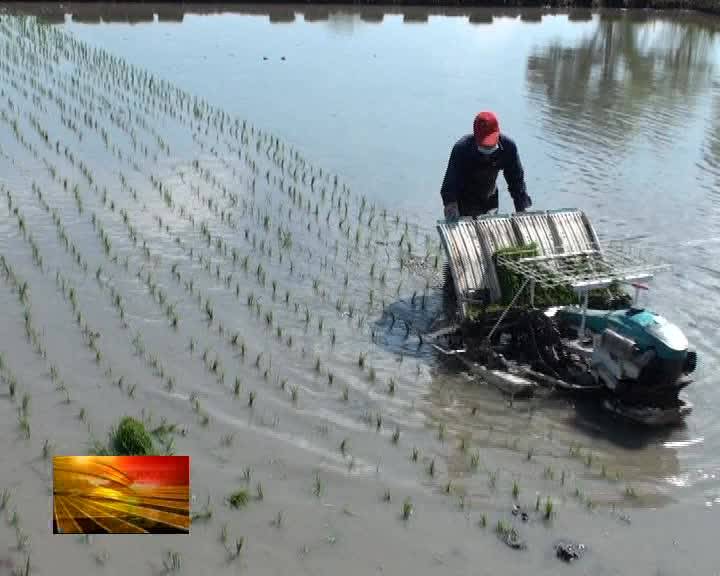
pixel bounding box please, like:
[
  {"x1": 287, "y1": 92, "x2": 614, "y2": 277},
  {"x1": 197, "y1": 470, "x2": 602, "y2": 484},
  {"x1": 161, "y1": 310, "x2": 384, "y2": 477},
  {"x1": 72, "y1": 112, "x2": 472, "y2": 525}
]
[{"x1": 558, "y1": 307, "x2": 696, "y2": 407}]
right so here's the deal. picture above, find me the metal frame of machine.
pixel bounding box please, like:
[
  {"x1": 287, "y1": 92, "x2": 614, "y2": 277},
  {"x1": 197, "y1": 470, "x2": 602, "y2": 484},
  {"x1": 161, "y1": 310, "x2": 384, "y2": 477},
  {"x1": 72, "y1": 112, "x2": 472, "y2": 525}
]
[{"x1": 437, "y1": 209, "x2": 668, "y2": 319}]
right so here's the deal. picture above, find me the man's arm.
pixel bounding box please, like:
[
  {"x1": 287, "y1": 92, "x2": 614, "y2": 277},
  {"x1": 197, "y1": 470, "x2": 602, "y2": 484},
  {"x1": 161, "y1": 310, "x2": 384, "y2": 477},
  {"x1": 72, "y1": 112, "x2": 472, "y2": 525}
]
[
  {"x1": 440, "y1": 142, "x2": 462, "y2": 216},
  {"x1": 502, "y1": 137, "x2": 532, "y2": 212}
]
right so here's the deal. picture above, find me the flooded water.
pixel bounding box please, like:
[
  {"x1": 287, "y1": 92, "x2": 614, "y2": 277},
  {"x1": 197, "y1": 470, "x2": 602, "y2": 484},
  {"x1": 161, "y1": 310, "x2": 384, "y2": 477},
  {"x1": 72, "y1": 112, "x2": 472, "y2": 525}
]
[
  {"x1": 0, "y1": 4, "x2": 718, "y2": 575},
  {"x1": 55, "y1": 0, "x2": 720, "y2": 502}
]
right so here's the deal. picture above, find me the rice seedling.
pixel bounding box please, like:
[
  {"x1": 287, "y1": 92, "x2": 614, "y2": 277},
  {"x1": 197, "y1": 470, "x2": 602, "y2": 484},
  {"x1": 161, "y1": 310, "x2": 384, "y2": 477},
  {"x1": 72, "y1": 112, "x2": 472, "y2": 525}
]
[
  {"x1": 391, "y1": 426, "x2": 400, "y2": 445},
  {"x1": 494, "y1": 520, "x2": 522, "y2": 547},
  {"x1": 162, "y1": 550, "x2": 182, "y2": 573},
  {"x1": 12, "y1": 555, "x2": 30, "y2": 576},
  {"x1": 248, "y1": 391, "x2": 256, "y2": 408},
  {"x1": 585, "y1": 452, "x2": 593, "y2": 468},
  {"x1": 218, "y1": 522, "x2": 229, "y2": 545},
  {"x1": 221, "y1": 433, "x2": 234, "y2": 447},
  {"x1": 438, "y1": 423, "x2": 446, "y2": 442},
  {"x1": 94, "y1": 550, "x2": 110, "y2": 566},
  {"x1": 16, "y1": 527, "x2": 29, "y2": 551},
  {"x1": 444, "y1": 481, "x2": 453, "y2": 494},
  {"x1": 290, "y1": 385, "x2": 299, "y2": 405},
  {"x1": 42, "y1": 438, "x2": 53, "y2": 460},
  {"x1": 256, "y1": 482, "x2": 264, "y2": 501},
  {"x1": 387, "y1": 378, "x2": 396, "y2": 396},
  {"x1": 428, "y1": 458, "x2": 436, "y2": 477},
  {"x1": 411, "y1": 447, "x2": 419, "y2": 462},
  {"x1": 469, "y1": 451, "x2": 480, "y2": 471},
  {"x1": 228, "y1": 489, "x2": 250, "y2": 509},
  {"x1": 512, "y1": 480, "x2": 520, "y2": 499},
  {"x1": 459, "y1": 437, "x2": 468, "y2": 453},
  {"x1": 625, "y1": 485, "x2": 637, "y2": 499},
  {"x1": 401, "y1": 497, "x2": 413, "y2": 521},
  {"x1": 358, "y1": 352, "x2": 366, "y2": 369},
  {"x1": 313, "y1": 473, "x2": 323, "y2": 497},
  {"x1": 17, "y1": 411, "x2": 30, "y2": 439},
  {"x1": 526, "y1": 446, "x2": 534, "y2": 461},
  {"x1": 21, "y1": 393, "x2": 30, "y2": 416},
  {"x1": 0, "y1": 489, "x2": 10, "y2": 511},
  {"x1": 327, "y1": 372, "x2": 334, "y2": 386},
  {"x1": 543, "y1": 497, "x2": 554, "y2": 520},
  {"x1": 228, "y1": 536, "x2": 244, "y2": 561},
  {"x1": 8, "y1": 508, "x2": 19, "y2": 528},
  {"x1": 341, "y1": 386, "x2": 349, "y2": 402}
]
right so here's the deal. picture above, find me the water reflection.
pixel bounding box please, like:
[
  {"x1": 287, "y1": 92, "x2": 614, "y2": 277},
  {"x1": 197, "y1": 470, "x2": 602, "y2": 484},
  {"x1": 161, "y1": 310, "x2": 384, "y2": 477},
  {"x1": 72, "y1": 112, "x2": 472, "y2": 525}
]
[
  {"x1": 526, "y1": 13, "x2": 718, "y2": 150},
  {"x1": 0, "y1": 2, "x2": 629, "y2": 27},
  {"x1": 701, "y1": 85, "x2": 720, "y2": 197}
]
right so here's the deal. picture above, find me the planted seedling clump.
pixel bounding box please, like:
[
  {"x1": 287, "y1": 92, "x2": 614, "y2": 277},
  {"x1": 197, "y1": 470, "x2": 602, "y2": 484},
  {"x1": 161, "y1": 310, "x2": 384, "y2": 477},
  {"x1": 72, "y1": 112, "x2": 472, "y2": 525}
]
[{"x1": 108, "y1": 417, "x2": 154, "y2": 455}]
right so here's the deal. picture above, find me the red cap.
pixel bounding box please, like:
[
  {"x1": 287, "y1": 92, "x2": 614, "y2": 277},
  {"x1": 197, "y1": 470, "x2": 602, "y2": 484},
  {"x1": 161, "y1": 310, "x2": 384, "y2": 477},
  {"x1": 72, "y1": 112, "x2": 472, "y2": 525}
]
[{"x1": 473, "y1": 112, "x2": 500, "y2": 148}]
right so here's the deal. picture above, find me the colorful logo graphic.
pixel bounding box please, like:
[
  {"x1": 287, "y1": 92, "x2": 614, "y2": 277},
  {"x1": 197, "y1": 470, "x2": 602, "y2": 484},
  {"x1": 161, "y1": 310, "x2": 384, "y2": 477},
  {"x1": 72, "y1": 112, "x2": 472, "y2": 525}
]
[{"x1": 53, "y1": 456, "x2": 190, "y2": 534}]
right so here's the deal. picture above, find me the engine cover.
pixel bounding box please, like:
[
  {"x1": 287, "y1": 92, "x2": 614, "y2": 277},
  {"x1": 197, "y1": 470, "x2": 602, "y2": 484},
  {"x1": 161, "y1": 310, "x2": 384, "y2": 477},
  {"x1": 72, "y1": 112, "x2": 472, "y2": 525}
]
[{"x1": 592, "y1": 329, "x2": 655, "y2": 390}]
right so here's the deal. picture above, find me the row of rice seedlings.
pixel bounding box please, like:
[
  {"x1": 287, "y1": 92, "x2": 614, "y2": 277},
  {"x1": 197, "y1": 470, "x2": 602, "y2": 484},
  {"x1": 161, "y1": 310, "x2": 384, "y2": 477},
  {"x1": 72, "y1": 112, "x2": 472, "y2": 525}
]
[
  {"x1": 0, "y1": 253, "x2": 91, "y2": 439},
  {"x1": 8, "y1": 184, "x2": 176, "y2": 430},
  {"x1": 180, "y1": 145, "x2": 404, "y2": 320},
  {"x1": 34, "y1": 175, "x2": 188, "y2": 403},
  {"x1": 32, "y1": 153, "x2": 237, "y2": 405},
  {"x1": 109, "y1": 181, "x2": 354, "y2": 401},
  {"x1": 44, "y1": 151, "x2": 310, "y2": 418},
  {"x1": 0, "y1": 255, "x2": 45, "y2": 359},
  {"x1": 120, "y1": 102, "x2": 402, "y2": 368}
]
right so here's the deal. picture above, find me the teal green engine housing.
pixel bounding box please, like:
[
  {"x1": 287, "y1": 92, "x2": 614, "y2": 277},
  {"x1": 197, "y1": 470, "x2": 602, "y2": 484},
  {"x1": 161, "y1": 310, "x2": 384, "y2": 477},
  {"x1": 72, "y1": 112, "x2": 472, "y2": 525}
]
[
  {"x1": 557, "y1": 307, "x2": 688, "y2": 361},
  {"x1": 556, "y1": 307, "x2": 697, "y2": 396}
]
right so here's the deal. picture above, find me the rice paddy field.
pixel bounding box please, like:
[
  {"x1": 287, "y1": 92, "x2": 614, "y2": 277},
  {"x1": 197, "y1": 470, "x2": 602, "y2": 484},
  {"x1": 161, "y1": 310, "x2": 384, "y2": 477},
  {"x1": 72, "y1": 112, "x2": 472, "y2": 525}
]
[{"x1": 0, "y1": 6, "x2": 718, "y2": 576}]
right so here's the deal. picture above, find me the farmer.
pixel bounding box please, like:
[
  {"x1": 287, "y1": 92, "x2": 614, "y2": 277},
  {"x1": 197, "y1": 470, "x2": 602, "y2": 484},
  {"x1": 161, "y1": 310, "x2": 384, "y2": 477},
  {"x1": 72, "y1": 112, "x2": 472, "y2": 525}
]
[{"x1": 440, "y1": 111, "x2": 532, "y2": 220}]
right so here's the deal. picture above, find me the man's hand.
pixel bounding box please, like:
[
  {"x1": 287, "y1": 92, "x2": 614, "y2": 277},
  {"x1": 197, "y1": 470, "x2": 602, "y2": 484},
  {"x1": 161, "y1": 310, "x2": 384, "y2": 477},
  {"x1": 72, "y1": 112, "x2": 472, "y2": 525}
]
[
  {"x1": 514, "y1": 193, "x2": 532, "y2": 213},
  {"x1": 444, "y1": 202, "x2": 460, "y2": 222}
]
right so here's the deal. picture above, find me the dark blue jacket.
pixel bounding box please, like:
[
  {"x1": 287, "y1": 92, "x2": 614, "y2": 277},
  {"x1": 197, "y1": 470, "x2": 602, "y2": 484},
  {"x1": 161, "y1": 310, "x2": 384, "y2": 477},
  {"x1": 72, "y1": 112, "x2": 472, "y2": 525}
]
[{"x1": 440, "y1": 133, "x2": 530, "y2": 215}]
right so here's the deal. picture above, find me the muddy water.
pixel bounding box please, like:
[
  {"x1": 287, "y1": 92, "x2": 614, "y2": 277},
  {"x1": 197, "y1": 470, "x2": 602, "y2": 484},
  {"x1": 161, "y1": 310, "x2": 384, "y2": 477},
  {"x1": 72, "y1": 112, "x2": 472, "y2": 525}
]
[
  {"x1": 0, "y1": 5, "x2": 718, "y2": 575},
  {"x1": 54, "y1": 2, "x2": 720, "y2": 505}
]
